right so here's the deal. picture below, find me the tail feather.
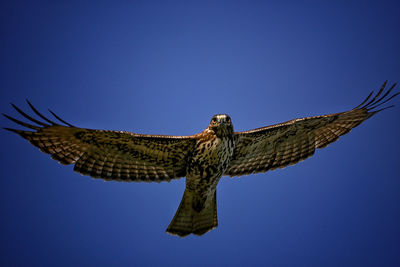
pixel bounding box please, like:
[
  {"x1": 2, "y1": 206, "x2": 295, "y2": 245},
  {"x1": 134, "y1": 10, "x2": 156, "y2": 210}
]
[{"x1": 166, "y1": 190, "x2": 218, "y2": 237}]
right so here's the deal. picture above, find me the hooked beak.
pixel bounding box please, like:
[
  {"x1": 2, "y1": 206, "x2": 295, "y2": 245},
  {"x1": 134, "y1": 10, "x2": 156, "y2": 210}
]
[{"x1": 219, "y1": 117, "x2": 230, "y2": 125}]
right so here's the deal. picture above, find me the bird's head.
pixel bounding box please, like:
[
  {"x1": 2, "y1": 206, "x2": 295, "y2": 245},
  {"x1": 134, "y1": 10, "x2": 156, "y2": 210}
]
[{"x1": 208, "y1": 114, "x2": 234, "y2": 137}]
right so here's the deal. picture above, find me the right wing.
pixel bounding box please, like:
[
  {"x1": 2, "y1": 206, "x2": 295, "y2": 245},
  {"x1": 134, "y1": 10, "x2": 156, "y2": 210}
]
[{"x1": 3, "y1": 101, "x2": 197, "y2": 183}]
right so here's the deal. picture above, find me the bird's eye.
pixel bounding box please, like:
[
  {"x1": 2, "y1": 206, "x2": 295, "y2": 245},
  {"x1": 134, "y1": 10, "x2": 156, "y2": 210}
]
[
  {"x1": 226, "y1": 117, "x2": 231, "y2": 123},
  {"x1": 211, "y1": 118, "x2": 217, "y2": 124}
]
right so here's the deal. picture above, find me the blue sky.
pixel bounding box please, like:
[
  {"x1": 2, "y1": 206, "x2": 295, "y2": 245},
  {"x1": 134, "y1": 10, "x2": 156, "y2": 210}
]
[{"x1": 1, "y1": 1, "x2": 399, "y2": 266}]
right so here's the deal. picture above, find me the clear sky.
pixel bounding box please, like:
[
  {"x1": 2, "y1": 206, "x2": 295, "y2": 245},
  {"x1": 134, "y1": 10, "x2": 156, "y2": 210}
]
[{"x1": 1, "y1": 1, "x2": 399, "y2": 266}]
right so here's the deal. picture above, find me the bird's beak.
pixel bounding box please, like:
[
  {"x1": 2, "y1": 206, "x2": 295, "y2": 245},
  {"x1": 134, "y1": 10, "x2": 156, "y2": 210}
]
[{"x1": 220, "y1": 118, "x2": 229, "y2": 125}]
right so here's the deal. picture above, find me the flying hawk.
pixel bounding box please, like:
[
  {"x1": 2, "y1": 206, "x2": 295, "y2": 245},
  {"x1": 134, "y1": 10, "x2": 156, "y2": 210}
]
[{"x1": 3, "y1": 81, "x2": 398, "y2": 237}]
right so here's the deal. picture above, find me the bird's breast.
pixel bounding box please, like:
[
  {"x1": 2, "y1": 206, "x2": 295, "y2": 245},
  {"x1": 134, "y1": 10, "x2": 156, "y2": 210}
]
[{"x1": 186, "y1": 135, "x2": 235, "y2": 190}]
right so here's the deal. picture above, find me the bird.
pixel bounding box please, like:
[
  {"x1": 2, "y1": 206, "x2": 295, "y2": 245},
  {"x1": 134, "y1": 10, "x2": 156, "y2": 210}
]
[{"x1": 3, "y1": 81, "x2": 398, "y2": 237}]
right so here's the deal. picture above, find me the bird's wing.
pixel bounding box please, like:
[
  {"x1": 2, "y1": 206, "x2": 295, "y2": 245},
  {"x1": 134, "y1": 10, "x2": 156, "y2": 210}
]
[
  {"x1": 3, "y1": 102, "x2": 197, "y2": 182},
  {"x1": 225, "y1": 81, "x2": 398, "y2": 177}
]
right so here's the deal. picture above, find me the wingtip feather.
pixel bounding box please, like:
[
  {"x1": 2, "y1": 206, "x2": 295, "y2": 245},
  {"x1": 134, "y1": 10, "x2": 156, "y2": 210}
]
[
  {"x1": 48, "y1": 108, "x2": 75, "y2": 127},
  {"x1": 26, "y1": 100, "x2": 59, "y2": 125},
  {"x1": 3, "y1": 127, "x2": 28, "y2": 135},
  {"x1": 354, "y1": 81, "x2": 399, "y2": 112},
  {"x1": 3, "y1": 127, "x2": 18, "y2": 133}
]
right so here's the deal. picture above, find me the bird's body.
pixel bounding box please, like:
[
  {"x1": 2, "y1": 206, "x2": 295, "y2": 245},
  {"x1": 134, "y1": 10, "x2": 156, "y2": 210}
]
[
  {"x1": 187, "y1": 116, "x2": 234, "y2": 206},
  {"x1": 167, "y1": 115, "x2": 235, "y2": 236},
  {"x1": 3, "y1": 81, "x2": 398, "y2": 237}
]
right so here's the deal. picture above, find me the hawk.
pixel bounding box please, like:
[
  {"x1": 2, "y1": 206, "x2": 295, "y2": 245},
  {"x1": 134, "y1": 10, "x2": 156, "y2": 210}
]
[{"x1": 3, "y1": 81, "x2": 398, "y2": 237}]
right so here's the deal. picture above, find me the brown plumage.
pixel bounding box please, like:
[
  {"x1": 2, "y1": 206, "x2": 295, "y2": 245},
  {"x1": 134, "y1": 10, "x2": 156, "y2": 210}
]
[{"x1": 3, "y1": 81, "x2": 398, "y2": 237}]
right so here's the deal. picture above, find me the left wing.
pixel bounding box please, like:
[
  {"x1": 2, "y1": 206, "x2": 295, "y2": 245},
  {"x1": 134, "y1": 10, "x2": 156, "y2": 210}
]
[
  {"x1": 225, "y1": 81, "x2": 398, "y2": 177},
  {"x1": 3, "y1": 102, "x2": 197, "y2": 183}
]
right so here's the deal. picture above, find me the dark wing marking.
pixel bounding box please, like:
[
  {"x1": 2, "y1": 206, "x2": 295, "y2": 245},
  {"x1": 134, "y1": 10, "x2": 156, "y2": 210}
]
[
  {"x1": 3, "y1": 100, "x2": 197, "y2": 182},
  {"x1": 225, "y1": 81, "x2": 398, "y2": 177}
]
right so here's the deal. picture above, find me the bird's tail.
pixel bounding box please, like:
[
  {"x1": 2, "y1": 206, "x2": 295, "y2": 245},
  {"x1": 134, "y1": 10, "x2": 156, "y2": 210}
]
[{"x1": 166, "y1": 189, "x2": 218, "y2": 237}]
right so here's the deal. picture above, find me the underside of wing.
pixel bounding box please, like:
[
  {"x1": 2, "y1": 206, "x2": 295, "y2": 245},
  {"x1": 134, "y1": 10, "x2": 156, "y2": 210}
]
[
  {"x1": 225, "y1": 81, "x2": 398, "y2": 177},
  {"x1": 3, "y1": 101, "x2": 197, "y2": 182}
]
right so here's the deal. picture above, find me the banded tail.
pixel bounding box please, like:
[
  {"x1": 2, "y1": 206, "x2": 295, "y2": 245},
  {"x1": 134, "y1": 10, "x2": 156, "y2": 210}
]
[{"x1": 166, "y1": 190, "x2": 218, "y2": 237}]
